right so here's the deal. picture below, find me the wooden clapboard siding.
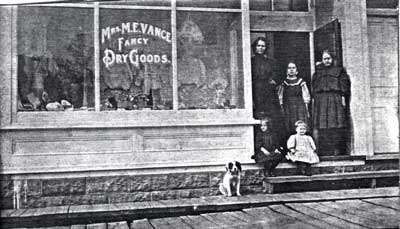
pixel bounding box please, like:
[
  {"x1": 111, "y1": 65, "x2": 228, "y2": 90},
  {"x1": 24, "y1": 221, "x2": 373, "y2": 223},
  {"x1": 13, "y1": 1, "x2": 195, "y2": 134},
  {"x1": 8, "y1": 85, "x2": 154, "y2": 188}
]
[{"x1": 367, "y1": 15, "x2": 399, "y2": 154}]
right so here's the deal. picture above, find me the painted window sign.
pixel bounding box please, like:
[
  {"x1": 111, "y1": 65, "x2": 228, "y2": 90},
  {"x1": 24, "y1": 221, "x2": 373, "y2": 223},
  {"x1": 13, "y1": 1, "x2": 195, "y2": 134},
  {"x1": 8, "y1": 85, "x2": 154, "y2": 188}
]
[
  {"x1": 99, "y1": 9, "x2": 172, "y2": 110},
  {"x1": 101, "y1": 22, "x2": 172, "y2": 68}
]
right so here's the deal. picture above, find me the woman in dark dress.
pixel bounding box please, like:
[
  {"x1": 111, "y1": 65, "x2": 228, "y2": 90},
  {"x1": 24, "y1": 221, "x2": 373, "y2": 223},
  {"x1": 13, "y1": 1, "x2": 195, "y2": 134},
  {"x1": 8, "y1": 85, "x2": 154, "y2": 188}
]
[
  {"x1": 311, "y1": 50, "x2": 351, "y2": 156},
  {"x1": 251, "y1": 37, "x2": 285, "y2": 143},
  {"x1": 278, "y1": 62, "x2": 311, "y2": 134}
]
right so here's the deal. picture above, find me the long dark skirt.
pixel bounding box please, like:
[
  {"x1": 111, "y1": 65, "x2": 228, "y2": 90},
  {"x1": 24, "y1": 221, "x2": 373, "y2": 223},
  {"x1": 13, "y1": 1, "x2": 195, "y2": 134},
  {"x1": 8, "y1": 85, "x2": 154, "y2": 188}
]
[
  {"x1": 316, "y1": 128, "x2": 347, "y2": 156},
  {"x1": 283, "y1": 96, "x2": 309, "y2": 134},
  {"x1": 313, "y1": 92, "x2": 346, "y2": 129}
]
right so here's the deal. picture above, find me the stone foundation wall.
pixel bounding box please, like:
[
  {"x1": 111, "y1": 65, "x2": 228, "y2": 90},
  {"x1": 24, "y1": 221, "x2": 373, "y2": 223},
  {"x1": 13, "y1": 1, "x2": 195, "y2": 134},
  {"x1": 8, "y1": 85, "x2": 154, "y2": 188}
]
[
  {"x1": 0, "y1": 169, "x2": 265, "y2": 210},
  {"x1": 2, "y1": 159, "x2": 397, "y2": 210}
]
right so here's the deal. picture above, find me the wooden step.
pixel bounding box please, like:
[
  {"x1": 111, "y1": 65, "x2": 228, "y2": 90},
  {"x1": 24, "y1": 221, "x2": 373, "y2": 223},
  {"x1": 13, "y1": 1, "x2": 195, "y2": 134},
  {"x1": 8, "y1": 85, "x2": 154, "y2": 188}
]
[
  {"x1": 319, "y1": 155, "x2": 366, "y2": 161},
  {"x1": 263, "y1": 170, "x2": 399, "y2": 194}
]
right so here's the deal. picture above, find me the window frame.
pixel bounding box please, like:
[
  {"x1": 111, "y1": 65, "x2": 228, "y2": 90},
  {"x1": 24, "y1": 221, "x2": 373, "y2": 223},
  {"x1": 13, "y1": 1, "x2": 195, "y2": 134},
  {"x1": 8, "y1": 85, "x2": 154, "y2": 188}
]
[{"x1": 5, "y1": 0, "x2": 254, "y2": 129}]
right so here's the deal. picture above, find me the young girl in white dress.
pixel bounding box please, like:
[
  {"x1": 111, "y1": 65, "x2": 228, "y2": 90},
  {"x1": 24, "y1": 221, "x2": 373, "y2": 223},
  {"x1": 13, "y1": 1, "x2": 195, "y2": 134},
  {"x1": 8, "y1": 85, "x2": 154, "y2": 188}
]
[{"x1": 286, "y1": 120, "x2": 319, "y2": 176}]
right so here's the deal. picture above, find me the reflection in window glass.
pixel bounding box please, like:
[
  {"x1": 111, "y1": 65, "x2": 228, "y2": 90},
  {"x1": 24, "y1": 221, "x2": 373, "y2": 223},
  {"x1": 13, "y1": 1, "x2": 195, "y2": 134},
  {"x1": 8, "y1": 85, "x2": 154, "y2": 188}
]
[
  {"x1": 177, "y1": 0, "x2": 241, "y2": 9},
  {"x1": 274, "y1": 0, "x2": 308, "y2": 11},
  {"x1": 250, "y1": 0, "x2": 272, "y2": 11},
  {"x1": 100, "y1": 9, "x2": 172, "y2": 110},
  {"x1": 100, "y1": 0, "x2": 171, "y2": 7},
  {"x1": 250, "y1": 0, "x2": 308, "y2": 11},
  {"x1": 367, "y1": 0, "x2": 398, "y2": 8},
  {"x1": 17, "y1": 6, "x2": 94, "y2": 112},
  {"x1": 177, "y1": 11, "x2": 244, "y2": 109}
]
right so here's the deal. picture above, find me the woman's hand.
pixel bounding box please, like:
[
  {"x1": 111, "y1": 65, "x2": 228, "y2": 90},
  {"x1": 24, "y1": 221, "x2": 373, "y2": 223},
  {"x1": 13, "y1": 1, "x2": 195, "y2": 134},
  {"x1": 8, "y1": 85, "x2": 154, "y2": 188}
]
[
  {"x1": 261, "y1": 147, "x2": 271, "y2": 156},
  {"x1": 341, "y1": 96, "x2": 346, "y2": 107}
]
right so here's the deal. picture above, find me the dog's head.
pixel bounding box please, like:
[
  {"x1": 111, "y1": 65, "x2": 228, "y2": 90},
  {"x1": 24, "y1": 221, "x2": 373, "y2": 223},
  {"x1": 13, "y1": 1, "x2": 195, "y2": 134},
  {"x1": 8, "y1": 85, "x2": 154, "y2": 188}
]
[{"x1": 226, "y1": 161, "x2": 242, "y2": 176}]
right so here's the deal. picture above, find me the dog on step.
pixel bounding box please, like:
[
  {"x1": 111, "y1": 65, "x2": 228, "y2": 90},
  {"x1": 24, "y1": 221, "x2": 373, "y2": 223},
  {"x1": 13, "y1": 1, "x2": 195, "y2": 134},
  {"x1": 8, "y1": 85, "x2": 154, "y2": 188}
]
[{"x1": 219, "y1": 161, "x2": 242, "y2": 196}]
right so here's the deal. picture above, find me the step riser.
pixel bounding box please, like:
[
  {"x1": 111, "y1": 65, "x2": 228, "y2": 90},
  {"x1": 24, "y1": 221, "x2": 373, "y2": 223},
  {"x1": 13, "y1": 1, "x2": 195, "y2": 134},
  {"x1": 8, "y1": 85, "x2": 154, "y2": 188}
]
[{"x1": 267, "y1": 177, "x2": 398, "y2": 194}]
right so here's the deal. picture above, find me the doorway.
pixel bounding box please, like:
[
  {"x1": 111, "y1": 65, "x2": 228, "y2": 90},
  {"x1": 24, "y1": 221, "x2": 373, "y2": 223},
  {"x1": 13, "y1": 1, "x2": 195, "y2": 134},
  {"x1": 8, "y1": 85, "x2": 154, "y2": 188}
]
[
  {"x1": 250, "y1": 32, "x2": 310, "y2": 85},
  {"x1": 250, "y1": 32, "x2": 310, "y2": 153}
]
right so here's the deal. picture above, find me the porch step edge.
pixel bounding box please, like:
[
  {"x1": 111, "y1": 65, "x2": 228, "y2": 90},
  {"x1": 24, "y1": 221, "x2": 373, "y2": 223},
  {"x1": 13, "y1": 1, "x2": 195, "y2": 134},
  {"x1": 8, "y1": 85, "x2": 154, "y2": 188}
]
[{"x1": 1, "y1": 187, "x2": 398, "y2": 228}]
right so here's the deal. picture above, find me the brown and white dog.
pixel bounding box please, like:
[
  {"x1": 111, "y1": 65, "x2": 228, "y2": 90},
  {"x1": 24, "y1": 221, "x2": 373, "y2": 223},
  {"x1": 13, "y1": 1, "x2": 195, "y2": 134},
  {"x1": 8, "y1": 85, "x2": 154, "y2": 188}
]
[{"x1": 219, "y1": 161, "x2": 242, "y2": 196}]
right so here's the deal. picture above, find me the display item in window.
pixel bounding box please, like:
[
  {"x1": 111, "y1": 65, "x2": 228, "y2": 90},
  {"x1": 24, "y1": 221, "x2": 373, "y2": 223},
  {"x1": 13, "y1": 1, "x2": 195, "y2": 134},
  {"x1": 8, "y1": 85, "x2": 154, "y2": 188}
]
[
  {"x1": 18, "y1": 55, "x2": 73, "y2": 111},
  {"x1": 178, "y1": 16, "x2": 204, "y2": 45},
  {"x1": 103, "y1": 61, "x2": 133, "y2": 91}
]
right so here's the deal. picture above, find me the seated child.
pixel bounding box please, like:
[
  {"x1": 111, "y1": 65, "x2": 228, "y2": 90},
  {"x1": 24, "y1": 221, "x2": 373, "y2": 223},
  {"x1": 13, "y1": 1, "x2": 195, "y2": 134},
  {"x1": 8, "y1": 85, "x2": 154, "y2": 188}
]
[
  {"x1": 253, "y1": 118, "x2": 284, "y2": 177},
  {"x1": 286, "y1": 120, "x2": 319, "y2": 176}
]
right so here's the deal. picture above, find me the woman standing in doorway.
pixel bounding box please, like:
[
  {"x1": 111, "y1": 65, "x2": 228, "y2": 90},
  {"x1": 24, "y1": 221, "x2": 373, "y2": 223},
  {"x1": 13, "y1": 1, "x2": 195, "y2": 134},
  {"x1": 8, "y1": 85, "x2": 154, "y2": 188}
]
[
  {"x1": 312, "y1": 50, "x2": 351, "y2": 156},
  {"x1": 251, "y1": 37, "x2": 285, "y2": 144}
]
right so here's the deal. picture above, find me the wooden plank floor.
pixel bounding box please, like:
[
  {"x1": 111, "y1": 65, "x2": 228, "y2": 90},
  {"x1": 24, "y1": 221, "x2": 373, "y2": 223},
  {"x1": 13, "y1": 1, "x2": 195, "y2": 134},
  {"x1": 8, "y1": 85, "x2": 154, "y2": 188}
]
[
  {"x1": 4, "y1": 188, "x2": 399, "y2": 228},
  {"x1": 129, "y1": 197, "x2": 400, "y2": 229}
]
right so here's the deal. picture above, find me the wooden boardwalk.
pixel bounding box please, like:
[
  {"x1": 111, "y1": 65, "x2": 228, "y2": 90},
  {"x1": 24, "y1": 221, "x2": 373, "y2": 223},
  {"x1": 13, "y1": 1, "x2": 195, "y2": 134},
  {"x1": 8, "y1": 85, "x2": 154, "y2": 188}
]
[
  {"x1": 3, "y1": 187, "x2": 399, "y2": 228},
  {"x1": 129, "y1": 197, "x2": 400, "y2": 229}
]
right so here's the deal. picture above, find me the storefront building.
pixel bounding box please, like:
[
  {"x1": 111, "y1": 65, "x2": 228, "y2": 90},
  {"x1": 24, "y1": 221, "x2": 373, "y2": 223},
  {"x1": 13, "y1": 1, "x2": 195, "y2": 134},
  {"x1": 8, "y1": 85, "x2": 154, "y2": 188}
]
[{"x1": 0, "y1": 0, "x2": 398, "y2": 209}]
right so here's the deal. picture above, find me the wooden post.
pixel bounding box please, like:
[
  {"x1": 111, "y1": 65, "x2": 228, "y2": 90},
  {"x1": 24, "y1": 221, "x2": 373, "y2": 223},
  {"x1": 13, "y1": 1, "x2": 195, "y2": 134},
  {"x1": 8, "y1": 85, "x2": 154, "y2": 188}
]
[
  {"x1": 241, "y1": 0, "x2": 252, "y2": 112},
  {"x1": 94, "y1": 2, "x2": 100, "y2": 111},
  {"x1": 171, "y1": 0, "x2": 178, "y2": 110},
  {"x1": 309, "y1": 32, "x2": 315, "y2": 76},
  {"x1": 398, "y1": 3, "x2": 400, "y2": 164}
]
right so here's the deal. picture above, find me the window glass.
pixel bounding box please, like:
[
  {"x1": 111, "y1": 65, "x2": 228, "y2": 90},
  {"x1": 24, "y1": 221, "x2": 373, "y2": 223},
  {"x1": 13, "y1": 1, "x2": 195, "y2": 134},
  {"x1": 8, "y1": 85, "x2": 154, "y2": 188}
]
[
  {"x1": 367, "y1": 0, "x2": 398, "y2": 8},
  {"x1": 250, "y1": 0, "x2": 272, "y2": 11},
  {"x1": 274, "y1": 0, "x2": 308, "y2": 11},
  {"x1": 100, "y1": 0, "x2": 171, "y2": 7},
  {"x1": 177, "y1": 11, "x2": 244, "y2": 109},
  {"x1": 17, "y1": 6, "x2": 94, "y2": 112},
  {"x1": 177, "y1": 0, "x2": 241, "y2": 9},
  {"x1": 100, "y1": 9, "x2": 172, "y2": 110},
  {"x1": 250, "y1": 0, "x2": 308, "y2": 11}
]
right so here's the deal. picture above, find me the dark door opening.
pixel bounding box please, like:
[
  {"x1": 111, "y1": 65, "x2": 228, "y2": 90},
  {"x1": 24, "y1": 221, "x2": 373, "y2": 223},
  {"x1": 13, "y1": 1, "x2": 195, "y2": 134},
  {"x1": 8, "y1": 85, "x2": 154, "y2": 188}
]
[
  {"x1": 250, "y1": 32, "x2": 311, "y2": 157},
  {"x1": 251, "y1": 32, "x2": 311, "y2": 90}
]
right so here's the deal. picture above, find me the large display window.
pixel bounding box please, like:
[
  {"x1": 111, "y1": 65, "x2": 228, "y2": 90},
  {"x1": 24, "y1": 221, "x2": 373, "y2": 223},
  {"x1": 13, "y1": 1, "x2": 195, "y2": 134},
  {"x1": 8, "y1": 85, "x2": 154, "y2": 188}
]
[
  {"x1": 177, "y1": 11, "x2": 244, "y2": 109},
  {"x1": 15, "y1": 1, "x2": 246, "y2": 114},
  {"x1": 100, "y1": 9, "x2": 172, "y2": 110},
  {"x1": 17, "y1": 6, "x2": 95, "y2": 112}
]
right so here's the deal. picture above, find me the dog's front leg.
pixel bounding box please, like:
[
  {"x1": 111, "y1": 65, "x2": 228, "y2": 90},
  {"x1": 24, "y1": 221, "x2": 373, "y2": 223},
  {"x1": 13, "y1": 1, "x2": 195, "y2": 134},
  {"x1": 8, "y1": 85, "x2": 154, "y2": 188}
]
[
  {"x1": 236, "y1": 179, "x2": 241, "y2": 196},
  {"x1": 227, "y1": 181, "x2": 232, "y2": 197}
]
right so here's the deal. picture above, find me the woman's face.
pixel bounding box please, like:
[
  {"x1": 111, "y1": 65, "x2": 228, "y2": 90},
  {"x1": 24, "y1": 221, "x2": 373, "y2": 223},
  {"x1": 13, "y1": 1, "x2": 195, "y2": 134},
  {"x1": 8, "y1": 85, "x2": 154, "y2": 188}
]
[
  {"x1": 255, "y1": 40, "x2": 267, "y2": 55},
  {"x1": 287, "y1": 63, "x2": 298, "y2": 76},
  {"x1": 322, "y1": 52, "x2": 333, "y2": 66},
  {"x1": 260, "y1": 120, "x2": 269, "y2": 132}
]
